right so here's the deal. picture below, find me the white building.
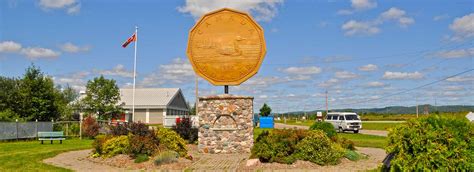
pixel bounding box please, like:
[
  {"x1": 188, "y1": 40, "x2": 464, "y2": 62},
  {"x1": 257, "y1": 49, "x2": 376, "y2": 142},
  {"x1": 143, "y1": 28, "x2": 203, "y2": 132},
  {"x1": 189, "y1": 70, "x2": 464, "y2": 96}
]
[{"x1": 119, "y1": 88, "x2": 189, "y2": 124}]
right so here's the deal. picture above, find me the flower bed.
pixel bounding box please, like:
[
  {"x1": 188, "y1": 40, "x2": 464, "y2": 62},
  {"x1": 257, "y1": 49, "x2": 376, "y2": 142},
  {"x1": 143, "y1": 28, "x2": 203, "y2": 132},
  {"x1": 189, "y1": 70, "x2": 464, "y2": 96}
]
[
  {"x1": 251, "y1": 125, "x2": 360, "y2": 166},
  {"x1": 91, "y1": 122, "x2": 191, "y2": 166}
]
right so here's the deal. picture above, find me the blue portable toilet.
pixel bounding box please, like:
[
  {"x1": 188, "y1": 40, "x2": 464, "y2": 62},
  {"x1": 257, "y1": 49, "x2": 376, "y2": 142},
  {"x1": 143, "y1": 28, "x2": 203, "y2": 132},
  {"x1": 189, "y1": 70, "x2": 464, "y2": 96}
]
[{"x1": 259, "y1": 115, "x2": 274, "y2": 128}]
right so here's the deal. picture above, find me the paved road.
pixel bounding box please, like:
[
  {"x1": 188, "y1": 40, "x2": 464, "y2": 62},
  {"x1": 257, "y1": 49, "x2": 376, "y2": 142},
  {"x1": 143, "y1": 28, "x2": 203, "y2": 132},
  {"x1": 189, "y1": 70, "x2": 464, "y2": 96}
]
[
  {"x1": 363, "y1": 121, "x2": 405, "y2": 123},
  {"x1": 274, "y1": 123, "x2": 388, "y2": 137}
]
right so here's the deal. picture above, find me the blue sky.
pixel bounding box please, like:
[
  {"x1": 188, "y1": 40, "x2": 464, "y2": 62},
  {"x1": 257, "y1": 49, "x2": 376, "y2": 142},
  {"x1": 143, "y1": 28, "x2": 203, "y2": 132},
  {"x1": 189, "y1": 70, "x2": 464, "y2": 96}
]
[{"x1": 1, "y1": 0, "x2": 473, "y2": 112}]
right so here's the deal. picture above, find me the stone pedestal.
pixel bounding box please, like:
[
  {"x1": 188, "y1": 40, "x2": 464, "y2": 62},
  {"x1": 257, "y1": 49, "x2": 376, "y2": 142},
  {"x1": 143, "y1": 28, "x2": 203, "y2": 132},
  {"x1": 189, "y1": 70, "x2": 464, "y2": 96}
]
[{"x1": 197, "y1": 94, "x2": 254, "y2": 154}]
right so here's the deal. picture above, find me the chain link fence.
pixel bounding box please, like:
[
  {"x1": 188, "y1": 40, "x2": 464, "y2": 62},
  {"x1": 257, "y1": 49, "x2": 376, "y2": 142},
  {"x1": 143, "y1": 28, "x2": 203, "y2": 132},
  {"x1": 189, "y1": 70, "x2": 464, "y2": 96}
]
[{"x1": 0, "y1": 121, "x2": 53, "y2": 140}]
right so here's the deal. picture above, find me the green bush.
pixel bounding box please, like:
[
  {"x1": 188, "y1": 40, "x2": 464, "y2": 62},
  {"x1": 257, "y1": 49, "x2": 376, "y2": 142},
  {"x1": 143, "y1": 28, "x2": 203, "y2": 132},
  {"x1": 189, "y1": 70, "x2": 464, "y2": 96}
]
[
  {"x1": 294, "y1": 130, "x2": 345, "y2": 165},
  {"x1": 92, "y1": 134, "x2": 111, "y2": 155},
  {"x1": 331, "y1": 135, "x2": 355, "y2": 150},
  {"x1": 134, "y1": 154, "x2": 149, "y2": 163},
  {"x1": 156, "y1": 128, "x2": 188, "y2": 157},
  {"x1": 128, "y1": 134, "x2": 160, "y2": 157},
  {"x1": 154, "y1": 150, "x2": 179, "y2": 165},
  {"x1": 102, "y1": 135, "x2": 130, "y2": 157},
  {"x1": 251, "y1": 129, "x2": 308, "y2": 164},
  {"x1": 309, "y1": 121, "x2": 336, "y2": 138},
  {"x1": 386, "y1": 115, "x2": 474, "y2": 171}
]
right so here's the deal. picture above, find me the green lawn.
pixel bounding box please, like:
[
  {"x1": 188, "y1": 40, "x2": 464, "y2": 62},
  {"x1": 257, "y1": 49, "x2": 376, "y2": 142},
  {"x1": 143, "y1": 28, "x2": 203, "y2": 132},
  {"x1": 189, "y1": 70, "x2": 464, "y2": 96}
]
[
  {"x1": 0, "y1": 138, "x2": 93, "y2": 171},
  {"x1": 362, "y1": 122, "x2": 402, "y2": 131},
  {"x1": 276, "y1": 120, "x2": 403, "y2": 131},
  {"x1": 338, "y1": 133, "x2": 387, "y2": 149}
]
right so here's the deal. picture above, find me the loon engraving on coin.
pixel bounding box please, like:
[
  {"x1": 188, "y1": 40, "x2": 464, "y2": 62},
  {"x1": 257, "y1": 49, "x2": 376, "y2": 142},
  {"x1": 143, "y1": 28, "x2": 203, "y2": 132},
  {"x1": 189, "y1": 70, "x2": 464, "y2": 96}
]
[{"x1": 187, "y1": 8, "x2": 266, "y2": 86}]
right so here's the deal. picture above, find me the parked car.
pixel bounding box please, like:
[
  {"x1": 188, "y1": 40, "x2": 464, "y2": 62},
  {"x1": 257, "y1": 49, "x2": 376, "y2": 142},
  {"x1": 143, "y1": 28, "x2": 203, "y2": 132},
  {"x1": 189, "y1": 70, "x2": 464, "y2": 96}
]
[{"x1": 325, "y1": 112, "x2": 362, "y2": 133}]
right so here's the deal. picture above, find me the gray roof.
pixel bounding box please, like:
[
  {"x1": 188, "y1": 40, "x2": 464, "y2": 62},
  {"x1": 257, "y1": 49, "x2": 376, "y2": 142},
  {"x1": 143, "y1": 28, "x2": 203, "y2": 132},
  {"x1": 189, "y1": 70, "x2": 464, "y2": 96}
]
[{"x1": 120, "y1": 88, "x2": 181, "y2": 108}]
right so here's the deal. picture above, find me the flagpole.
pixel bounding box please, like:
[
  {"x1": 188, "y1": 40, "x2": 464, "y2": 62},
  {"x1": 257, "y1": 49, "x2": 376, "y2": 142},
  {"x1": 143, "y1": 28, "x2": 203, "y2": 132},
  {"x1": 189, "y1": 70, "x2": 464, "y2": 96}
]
[{"x1": 132, "y1": 26, "x2": 138, "y2": 122}]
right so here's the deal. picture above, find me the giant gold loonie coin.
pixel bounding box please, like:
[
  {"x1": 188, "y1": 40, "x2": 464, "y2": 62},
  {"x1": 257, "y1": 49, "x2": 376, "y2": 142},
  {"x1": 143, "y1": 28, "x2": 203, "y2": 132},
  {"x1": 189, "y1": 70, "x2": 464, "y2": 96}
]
[{"x1": 187, "y1": 8, "x2": 266, "y2": 86}]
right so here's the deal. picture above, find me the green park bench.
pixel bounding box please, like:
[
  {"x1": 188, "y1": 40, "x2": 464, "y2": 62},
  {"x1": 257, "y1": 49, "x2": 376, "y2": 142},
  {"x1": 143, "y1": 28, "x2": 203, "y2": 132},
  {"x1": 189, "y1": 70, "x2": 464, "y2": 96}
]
[{"x1": 38, "y1": 131, "x2": 66, "y2": 144}]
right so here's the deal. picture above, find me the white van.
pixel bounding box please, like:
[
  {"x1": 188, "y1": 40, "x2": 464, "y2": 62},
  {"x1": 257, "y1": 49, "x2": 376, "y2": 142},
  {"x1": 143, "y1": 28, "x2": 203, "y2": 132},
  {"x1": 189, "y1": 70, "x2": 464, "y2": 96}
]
[{"x1": 325, "y1": 112, "x2": 362, "y2": 133}]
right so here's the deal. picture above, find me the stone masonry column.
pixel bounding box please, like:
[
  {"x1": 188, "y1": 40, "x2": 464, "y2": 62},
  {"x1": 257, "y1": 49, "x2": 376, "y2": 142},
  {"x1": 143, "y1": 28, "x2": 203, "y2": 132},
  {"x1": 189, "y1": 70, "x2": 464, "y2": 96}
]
[{"x1": 197, "y1": 94, "x2": 254, "y2": 154}]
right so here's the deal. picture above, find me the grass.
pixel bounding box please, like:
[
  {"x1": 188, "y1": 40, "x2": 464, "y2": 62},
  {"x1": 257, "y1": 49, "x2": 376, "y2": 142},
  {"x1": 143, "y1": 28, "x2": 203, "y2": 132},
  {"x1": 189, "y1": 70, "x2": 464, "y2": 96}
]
[
  {"x1": 362, "y1": 122, "x2": 402, "y2": 131},
  {"x1": 276, "y1": 120, "x2": 403, "y2": 131},
  {"x1": 338, "y1": 133, "x2": 387, "y2": 149},
  {"x1": 0, "y1": 138, "x2": 93, "y2": 171}
]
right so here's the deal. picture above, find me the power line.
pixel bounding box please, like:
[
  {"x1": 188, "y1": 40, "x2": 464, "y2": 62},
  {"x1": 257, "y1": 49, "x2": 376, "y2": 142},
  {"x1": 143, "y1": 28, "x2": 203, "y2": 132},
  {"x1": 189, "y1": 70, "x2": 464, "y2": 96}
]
[{"x1": 334, "y1": 68, "x2": 474, "y2": 108}]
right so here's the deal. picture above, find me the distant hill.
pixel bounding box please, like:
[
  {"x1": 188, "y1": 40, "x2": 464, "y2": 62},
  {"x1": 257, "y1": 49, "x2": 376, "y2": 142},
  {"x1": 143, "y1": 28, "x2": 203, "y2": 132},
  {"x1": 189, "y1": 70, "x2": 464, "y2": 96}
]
[{"x1": 278, "y1": 105, "x2": 474, "y2": 115}]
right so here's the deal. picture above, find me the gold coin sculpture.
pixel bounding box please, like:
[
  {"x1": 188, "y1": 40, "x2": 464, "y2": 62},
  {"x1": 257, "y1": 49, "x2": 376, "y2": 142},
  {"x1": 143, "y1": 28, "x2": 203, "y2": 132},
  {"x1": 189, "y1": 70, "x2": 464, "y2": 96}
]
[{"x1": 186, "y1": 8, "x2": 267, "y2": 86}]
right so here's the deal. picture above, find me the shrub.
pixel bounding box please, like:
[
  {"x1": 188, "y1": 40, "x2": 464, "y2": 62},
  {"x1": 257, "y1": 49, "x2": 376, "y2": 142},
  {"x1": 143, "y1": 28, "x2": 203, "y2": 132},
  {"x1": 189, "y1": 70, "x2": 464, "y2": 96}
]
[
  {"x1": 102, "y1": 135, "x2": 130, "y2": 157},
  {"x1": 154, "y1": 150, "x2": 179, "y2": 165},
  {"x1": 309, "y1": 121, "x2": 336, "y2": 138},
  {"x1": 134, "y1": 154, "x2": 149, "y2": 163},
  {"x1": 129, "y1": 122, "x2": 152, "y2": 136},
  {"x1": 109, "y1": 123, "x2": 129, "y2": 136},
  {"x1": 82, "y1": 116, "x2": 99, "y2": 138},
  {"x1": 251, "y1": 129, "x2": 308, "y2": 164},
  {"x1": 156, "y1": 128, "x2": 188, "y2": 157},
  {"x1": 386, "y1": 115, "x2": 474, "y2": 171},
  {"x1": 331, "y1": 135, "x2": 355, "y2": 150},
  {"x1": 294, "y1": 130, "x2": 345, "y2": 165},
  {"x1": 92, "y1": 134, "x2": 111, "y2": 155},
  {"x1": 128, "y1": 134, "x2": 160, "y2": 157},
  {"x1": 173, "y1": 117, "x2": 198, "y2": 143}
]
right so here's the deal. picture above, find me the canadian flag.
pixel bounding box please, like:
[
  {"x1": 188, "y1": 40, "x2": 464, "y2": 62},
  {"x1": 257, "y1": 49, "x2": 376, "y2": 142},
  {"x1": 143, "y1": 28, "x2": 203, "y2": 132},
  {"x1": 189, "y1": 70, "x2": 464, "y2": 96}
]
[{"x1": 122, "y1": 33, "x2": 136, "y2": 48}]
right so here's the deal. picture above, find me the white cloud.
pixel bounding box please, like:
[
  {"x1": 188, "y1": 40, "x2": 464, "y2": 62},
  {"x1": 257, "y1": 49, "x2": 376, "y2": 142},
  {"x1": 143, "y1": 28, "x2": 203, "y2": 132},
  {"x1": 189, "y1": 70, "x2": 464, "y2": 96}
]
[
  {"x1": 319, "y1": 78, "x2": 339, "y2": 87},
  {"x1": 95, "y1": 64, "x2": 133, "y2": 78},
  {"x1": 434, "y1": 48, "x2": 474, "y2": 59},
  {"x1": 446, "y1": 75, "x2": 474, "y2": 82},
  {"x1": 53, "y1": 71, "x2": 90, "y2": 91},
  {"x1": 60, "y1": 42, "x2": 90, "y2": 53},
  {"x1": 382, "y1": 71, "x2": 424, "y2": 80},
  {"x1": 177, "y1": 0, "x2": 284, "y2": 22},
  {"x1": 335, "y1": 71, "x2": 359, "y2": 79},
  {"x1": 279, "y1": 66, "x2": 322, "y2": 75},
  {"x1": 20, "y1": 47, "x2": 61, "y2": 59},
  {"x1": 341, "y1": 20, "x2": 380, "y2": 36},
  {"x1": 448, "y1": 13, "x2": 474, "y2": 41},
  {"x1": 366, "y1": 81, "x2": 386, "y2": 88},
  {"x1": 433, "y1": 14, "x2": 449, "y2": 21},
  {"x1": 359, "y1": 64, "x2": 378, "y2": 71},
  {"x1": 337, "y1": 0, "x2": 376, "y2": 15},
  {"x1": 67, "y1": 4, "x2": 80, "y2": 14},
  {"x1": 442, "y1": 85, "x2": 465, "y2": 91},
  {"x1": 259, "y1": 95, "x2": 268, "y2": 99},
  {"x1": 342, "y1": 7, "x2": 414, "y2": 36},
  {"x1": 140, "y1": 57, "x2": 195, "y2": 87},
  {"x1": 38, "y1": 0, "x2": 80, "y2": 14},
  {"x1": 379, "y1": 7, "x2": 415, "y2": 27},
  {"x1": 351, "y1": 0, "x2": 377, "y2": 10},
  {"x1": 0, "y1": 41, "x2": 22, "y2": 53}
]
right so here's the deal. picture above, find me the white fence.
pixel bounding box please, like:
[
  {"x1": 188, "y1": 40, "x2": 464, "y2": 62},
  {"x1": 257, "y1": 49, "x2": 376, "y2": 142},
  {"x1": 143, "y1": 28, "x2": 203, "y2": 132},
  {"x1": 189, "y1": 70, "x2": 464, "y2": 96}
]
[
  {"x1": 0, "y1": 121, "x2": 53, "y2": 140},
  {"x1": 163, "y1": 115, "x2": 199, "y2": 128}
]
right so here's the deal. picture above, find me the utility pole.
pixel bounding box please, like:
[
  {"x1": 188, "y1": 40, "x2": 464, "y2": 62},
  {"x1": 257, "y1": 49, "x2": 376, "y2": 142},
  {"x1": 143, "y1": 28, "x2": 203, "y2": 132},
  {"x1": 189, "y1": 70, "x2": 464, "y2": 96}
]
[{"x1": 325, "y1": 90, "x2": 329, "y2": 114}]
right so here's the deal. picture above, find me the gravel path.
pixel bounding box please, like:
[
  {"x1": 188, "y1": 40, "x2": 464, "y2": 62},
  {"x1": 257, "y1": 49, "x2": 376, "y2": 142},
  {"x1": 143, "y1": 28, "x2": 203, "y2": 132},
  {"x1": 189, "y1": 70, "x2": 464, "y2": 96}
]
[
  {"x1": 274, "y1": 123, "x2": 388, "y2": 137},
  {"x1": 43, "y1": 149, "x2": 130, "y2": 172}
]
